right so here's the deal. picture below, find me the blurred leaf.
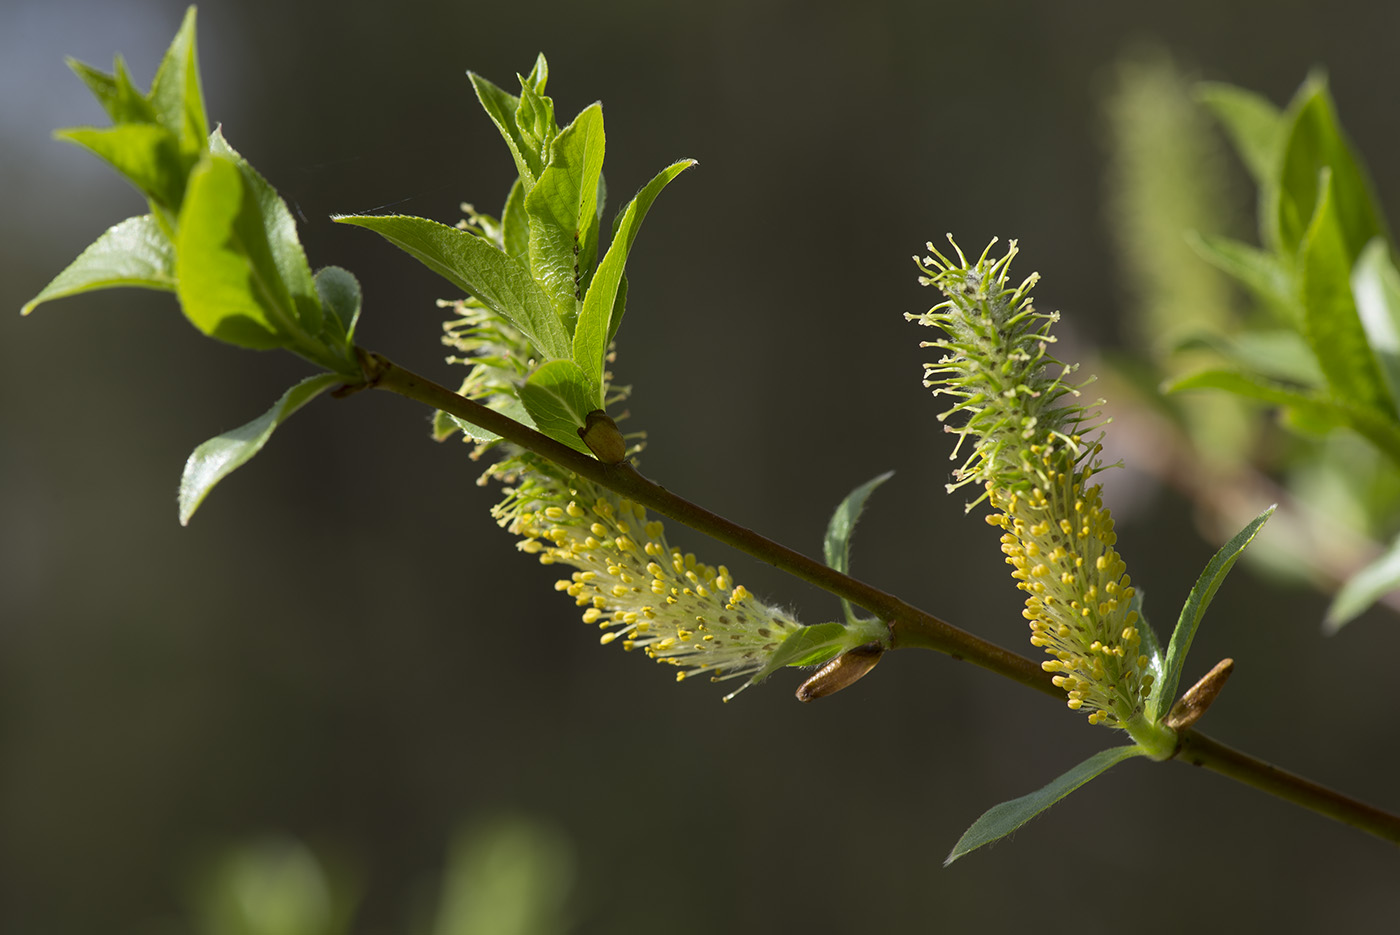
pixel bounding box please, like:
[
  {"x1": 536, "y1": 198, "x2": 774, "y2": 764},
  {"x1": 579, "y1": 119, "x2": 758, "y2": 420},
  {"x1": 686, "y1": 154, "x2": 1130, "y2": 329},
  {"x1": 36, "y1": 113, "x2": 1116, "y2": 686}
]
[
  {"x1": 22, "y1": 214, "x2": 175, "y2": 314},
  {"x1": 1275, "y1": 75, "x2": 1387, "y2": 261},
  {"x1": 823, "y1": 470, "x2": 894, "y2": 625},
  {"x1": 66, "y1": 54, "x2": 156, "y2": 125},
  {"x1": 1176, "y1": 330, "x2": 1322, "y2": 386},
  {"x1": 197, "y1": 836, "x2": 344, "y2": 935},
  {"x1": 525, "y1": 103, "x2": 606, "y2": 329},
  {"x1": 573, "y1": 159, "x2": 696, "y2": 396},
  {"x1": 1150, "y1": 504, "x2": 1275, "y2": 722},
  {"x1": 1185, "y1": 231, "x2": 1296, "y2": 317},
  {"x1": 518, "y1": 359, "x2": 596, "y2": 454},
  {"x1": 1299, "y1": 169, "x2": 1396, "y2": 415},
  {"x1": 178, "y1": 373, "x2": 343, "y2": 525},
  {"x1": 336, "y1": 214, "x2": 570, "y2": 360},
  {"x1": 946, "y1": 745, "x2": 1148, "y2": 865},
  {"x1": 431, "y1": 816, "x2": 574, "y2": 935},
  {"x1": 57, "y1": 123, "x2": 187, "y2": 209},
  {"x1": 1164, "y1": 368, "x2": 1340, "y2": 426},
  {"x1": 315, "y1": 266, "x2": 361, "y2": 344},
  {"x1": 1196, "y1": 81, "x2": 1284, "y2": 186},
  {"x1": 1351, "y1": 238, "x2": 1400, "y2": 406},
  {"x1": 1326, "y1": 530, "x2": 1400, "y2": 632}
]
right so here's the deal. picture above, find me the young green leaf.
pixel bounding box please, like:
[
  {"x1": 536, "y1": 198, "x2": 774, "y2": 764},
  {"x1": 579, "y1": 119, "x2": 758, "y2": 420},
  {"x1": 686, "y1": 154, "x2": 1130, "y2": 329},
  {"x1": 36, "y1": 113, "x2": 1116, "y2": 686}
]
[
  {"x1": 147, "y1": 5, "x2": 208, "y2": 160},
  {"x1": 501, "y1": 178, "x2": 530, "y2": 259},
  {"x1": 823, "y1": 471, "x2": 894, "y2": 625},
  {"x1": 22, "y1": 214, "x2": 175, "y2": 315},
  {"x1": 57, "y1": 123, "x2": 187, "y2": 211},
  {"x1": 515, "y1": 73, "x2": 557, "y2": 174},
  {"x1": 945, "y1": 745, "x2": 1148, "y2": 865},
  {"x1": 1174, "y1": 330, "x2": 1323, "y2": 387},
  {"x1": 1275, "y1": 76, "x2": 1387, "y2": 261},
  {"x1": 1196, "y1": 82, "x2": 1284, "y2": 187},
  {"x1": 335, "y1": 214, "x2": 571, "y2": 361},
  {"x1": 178, "y1": 372, "x2": 344, "y2": 525},
  {"x1": 518, "y1": 359, "x2": 597, "y2": 454},
  {"x1": 1300, "y1": 169, "x2": 1396, "y2": 416},
  {"x1": 1185, "y1": 231, "x2": 1296, "y2": 319},
  {"x1": 175, "y1": 155, "x2": 294, "y2": 350},
  {"x1": 573, "y1": 159, "x2": 696, "y2": 397},
  {"x1": 469, "y1": 71, "x2": 537, "y2": 188},
  {"x1": 66, "y1": 55, "x2": 158, "y2": 126},
  {"x1": 1150, "y1": 504, "x2": 1275, "y2": 723},
  {"x1": 209, "y1": 130, "x2": 322, "y2": 338},
  {"x1": 745, "y1": 617, "x2": 889, "y2": 689},
  {"x1": 1163, "y1": 368, "x2": 1341, "y2": 427},
  {"x1": 1325, "y1": 530, "x2": 1400, "y2": 632},
  {"x1": 1351, "y1": 238, "x2": 1400, "y2": 407},
  {"x1": 525, "y1": 103, "x2": 606, "y2": 329},
  {"x1": 314, "y1": 266, "x2": 361, "y2": 345}
]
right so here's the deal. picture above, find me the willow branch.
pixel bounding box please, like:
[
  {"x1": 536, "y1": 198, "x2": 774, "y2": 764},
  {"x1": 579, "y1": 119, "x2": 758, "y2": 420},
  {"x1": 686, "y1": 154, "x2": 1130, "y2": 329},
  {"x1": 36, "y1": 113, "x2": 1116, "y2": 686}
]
[
  {"x1": 352, "y1": 348, "x2": 1400, "y2": 846},
  {"x1": 355, "y1": 348, "x2": 1053, "y2": 697}
]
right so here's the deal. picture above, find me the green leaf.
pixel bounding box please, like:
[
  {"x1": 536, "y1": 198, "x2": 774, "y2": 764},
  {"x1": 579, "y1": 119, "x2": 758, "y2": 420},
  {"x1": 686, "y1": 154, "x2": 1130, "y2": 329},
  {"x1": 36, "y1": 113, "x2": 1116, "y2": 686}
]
[
  {"x1": 746, "y1": 617, "x2": 889, "y2": 691},
  {"x1": 515, "y1": 71, "x2": 556, "y2": 176},
  {"x1": 66, "y1": 54, "x2": 157, "y2": 126},
  {"x1": 1325, "y1": 529, "x2": 1400, "y2": 633},
  {"x1": 469, "y1": 71, "x2": 536, "y2": 188},
  {"x1": 1164, "y1": 368, "x2": 1340, "y2": 426},
  {"x1": 1351, "y1": 238, "x2": 1400, "y2": 408},
  {"x1": 1275, "y1": 75, "x2": 1386, "y2": 261},
  {"x1": 176, "y1": 155, "x2": 294, "y2": 349},
  {"x1": 335, "y1": 213, "x2": 570, "y2": 361},
  {"x1": 1150, "y1": 504, "x2": 1275, "y2": 723},
  {"x1": 945, "y1": 745, "x2": 1148, "y2": 865},
  {"x1": 1175, "y1": 330, "x2": 1323, "y2": 387},
  {"x1": 148, "y1": 6, "x2": 208, "y2": 159},
  {"x1": 448, "y1": 394, "x2": 535, "y2": 445},
  {"x1": 525, "y1": 103, "x2": 606, "y2": 329},
  {"x1": 606, "y1": 274, "x2": 629, "y2": 346},
  {"x1": 22, "y1": 214, "x2": 175, "y2": 314},
  {"x1": 57, "y1": 123, "x2": 187, "y2": 210},
  {"x1": 823, "y1": 471, "x2": 894, "y2": 625},
  {"x1": 518, "y1": 359, "x2": 596, "y2": 454},
  {"x1": 314, "y1": 266, "x2": 361, "y2": 344},
  {"x1": 501, "y1": 178, "x2": 530, "y2": 259},
  {"x1": 209, "y1": 130, "x2": 322, "y2": 337},
  {"x1": 1299, "y1": 169, "x2": 1395, "y2": 415},
  {"x1": 1129, "y1": 590, "x2": 1165, "y2": 698},
  {"x1": 1196, "y1": 82, "x2": 1284, "y2": 187},
  {"x1": 574, "y1": 159, "x2": 696, "y2": 396},
  {"x1": 1185, "y1": 231, "x2": 1296, "y2": 317},
  {"x1": 178, "y1": 373, "x2": 344, "y2": 525}
]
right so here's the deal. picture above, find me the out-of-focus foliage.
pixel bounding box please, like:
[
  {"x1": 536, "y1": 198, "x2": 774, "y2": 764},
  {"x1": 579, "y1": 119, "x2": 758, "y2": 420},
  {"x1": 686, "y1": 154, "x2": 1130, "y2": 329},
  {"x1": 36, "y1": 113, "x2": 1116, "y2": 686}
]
[{"x1": 1102, "y1": 51, "x2": 1400, "y2": 630}]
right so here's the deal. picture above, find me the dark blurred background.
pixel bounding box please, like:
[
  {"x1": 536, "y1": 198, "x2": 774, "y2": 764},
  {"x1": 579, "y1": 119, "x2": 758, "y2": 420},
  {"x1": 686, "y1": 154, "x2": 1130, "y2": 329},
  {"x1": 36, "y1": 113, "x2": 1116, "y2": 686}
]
[{"x1": 4, "y1": 1, "x2": 1399, "y2": 932}]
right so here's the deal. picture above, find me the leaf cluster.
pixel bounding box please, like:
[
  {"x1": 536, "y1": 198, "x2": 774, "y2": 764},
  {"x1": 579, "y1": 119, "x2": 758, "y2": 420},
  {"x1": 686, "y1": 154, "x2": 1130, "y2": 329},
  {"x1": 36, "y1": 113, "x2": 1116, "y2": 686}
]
[
  {"x1": 1158, "y1": 73, "x2": 1400, "y2": 627},
  {"x1": 337, "y1": 57, "x2": 694, "y2": 455}
]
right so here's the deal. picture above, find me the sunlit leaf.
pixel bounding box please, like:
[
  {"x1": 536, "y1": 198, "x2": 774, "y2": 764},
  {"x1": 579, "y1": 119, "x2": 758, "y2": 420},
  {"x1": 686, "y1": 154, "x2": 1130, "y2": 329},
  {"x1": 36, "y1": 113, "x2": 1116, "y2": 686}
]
[
  {"x1": 178, "y1": 373, "x2": 344, "y2": 525},
  {"x1": 22, "y1": 214, "x2": 174, "y2": 314},
  {"x1": 823, "y1": 471, "x2": 893, "y2": 624},
  {"x1": 1150, "y1": 505, "x2": 1275, "y2": 722},
  {"x1": 946, "y1": 745, "x2": 1148, "y2": 865}
]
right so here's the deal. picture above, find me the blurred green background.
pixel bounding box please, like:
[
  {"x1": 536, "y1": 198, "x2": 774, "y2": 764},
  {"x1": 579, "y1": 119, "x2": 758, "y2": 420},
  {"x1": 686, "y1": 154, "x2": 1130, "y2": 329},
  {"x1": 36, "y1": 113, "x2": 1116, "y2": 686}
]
[{"x1": 4, "y1": 1, "x2": 1399, "y2": 932}]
